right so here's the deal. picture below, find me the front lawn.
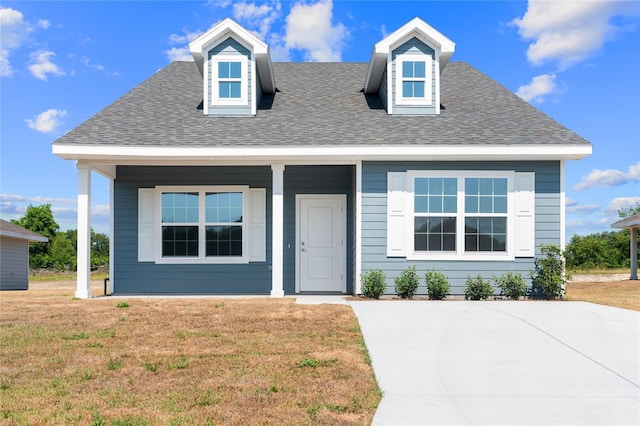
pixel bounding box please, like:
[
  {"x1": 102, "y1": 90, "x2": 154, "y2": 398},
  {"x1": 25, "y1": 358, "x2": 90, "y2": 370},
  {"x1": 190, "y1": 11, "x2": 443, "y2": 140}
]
[{"x1": 0, "y1": 288, "x2": 380, "y2": 425}]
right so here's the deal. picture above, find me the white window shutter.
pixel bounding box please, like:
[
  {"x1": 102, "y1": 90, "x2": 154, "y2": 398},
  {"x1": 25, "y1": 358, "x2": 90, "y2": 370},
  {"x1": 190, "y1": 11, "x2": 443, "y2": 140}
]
[
  {"x1": 387, "y1": 172, "x2": 407, "y2": 257},
  {"x1": 514, "y1": 172, "x2": 535, "y2": 257},
  {"x1": 248, "y1": 188, "x2": 266, "y2": 262},
  {"x1": 138, "y1": 188, "x2": 155, "y2": 262}
]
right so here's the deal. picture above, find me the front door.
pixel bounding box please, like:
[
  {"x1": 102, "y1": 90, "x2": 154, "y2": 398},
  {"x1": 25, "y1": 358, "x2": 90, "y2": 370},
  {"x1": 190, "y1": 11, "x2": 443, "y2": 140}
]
[{"x1": 297, "y1": 195, "x2": 346, "y2": 293}]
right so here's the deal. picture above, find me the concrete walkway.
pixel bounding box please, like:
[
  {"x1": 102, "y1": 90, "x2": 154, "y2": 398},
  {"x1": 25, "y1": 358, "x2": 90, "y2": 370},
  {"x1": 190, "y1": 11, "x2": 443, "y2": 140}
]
[{"x1": 349, "y1": 301, "x2": 640, "y2": 425}]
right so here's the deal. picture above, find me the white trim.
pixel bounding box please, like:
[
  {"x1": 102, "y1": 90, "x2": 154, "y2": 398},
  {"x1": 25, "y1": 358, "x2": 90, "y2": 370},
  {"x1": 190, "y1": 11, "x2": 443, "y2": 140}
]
[
  {"x1": 211, "y1": 55, "x2": 248, "y2": 105},
  {"x1": 154, "y1": 185, "x2": 250, "y2": 264},
  {"x1": 0, "y1": 230, "x2": 48, "y2": 242},
  {"x1": 355, "y1": 160, "x2": 362, "y2": 295},
  {"x1": 109, "y1": 177, "x2": 114, "y2": 294},
  {"x1": 386, "y1": 55, "x2": 393, "y2": 115},
  {"x1": 52, "y1": 144, "x2": 593, "y2": 162},
  {"x1": 404, "y1": 170, "x2": 516, "y2": 261},
  {"x1": 203, "y1": 55, "x2": 209, "y2": 115},
  {"x1": 560, "y1": 160, "x2": 566, "y2": 251},
  {"x1": 295, "y1": 194, "x2": 347, "y2": 294},
  {"x1": 271, "y1": 164, "x2": 285, "y2": 297},
  {"x1": 76, "y1": 165, "x2": 92, "y2": 299},
  {"x1": 395, "y1": 54, "x2": 433, "y2": 106}
]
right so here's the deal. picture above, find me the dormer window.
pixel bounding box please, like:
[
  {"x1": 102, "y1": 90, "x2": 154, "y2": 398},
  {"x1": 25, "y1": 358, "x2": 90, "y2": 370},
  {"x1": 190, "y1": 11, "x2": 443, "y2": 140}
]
[
  {"x1": 189, "y1": 18, "x2": 276, "y2": 116},
  {"x1": 397, "y1": 55, "x2": 432, "y2": 105},
  {"x1": 212, "y1": 56, "x2": 247, "y2": 104}
]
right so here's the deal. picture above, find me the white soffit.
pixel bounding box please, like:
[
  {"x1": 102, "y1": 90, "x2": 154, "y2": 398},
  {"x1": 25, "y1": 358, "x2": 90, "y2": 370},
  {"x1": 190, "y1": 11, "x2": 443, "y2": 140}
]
[{"x1": 54, "y1": 144, "x2": 592, "y2": 162}]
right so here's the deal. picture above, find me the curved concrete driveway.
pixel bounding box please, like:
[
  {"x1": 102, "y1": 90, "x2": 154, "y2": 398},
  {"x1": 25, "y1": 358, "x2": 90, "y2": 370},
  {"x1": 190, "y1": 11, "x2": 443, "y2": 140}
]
[{"x1": 349, "y1": 301, "x2": 639, "y2": 425}]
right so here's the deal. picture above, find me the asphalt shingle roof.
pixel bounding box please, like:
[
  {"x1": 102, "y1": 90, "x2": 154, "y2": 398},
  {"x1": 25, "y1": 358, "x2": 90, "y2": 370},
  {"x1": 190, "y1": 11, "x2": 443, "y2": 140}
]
[
  {"x1": 0, "y1": 219, "x2": 48, "y2": 242},
  {"x1": 53, "y1": 61, "x2": 590, "y2": 148}
]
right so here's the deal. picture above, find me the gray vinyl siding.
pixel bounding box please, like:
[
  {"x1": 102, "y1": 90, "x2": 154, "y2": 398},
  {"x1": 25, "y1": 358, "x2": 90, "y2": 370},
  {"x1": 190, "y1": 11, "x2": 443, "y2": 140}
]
[
  {"x1": 283, "y1": 165, "x2": 355, "y2": 294},
  {"x1": 391, "y1": 38, "x2": 437, "y2": 115},
  {"x1": 113, "y1": 166, "x2": 272, "y2": 294},
  {"x1": 0, "y1": 237, "x2": 28, "y2": 290},
  {"x1": 378, "y1": 67, "x2": 388, "y2": 110},
  {"x1": 361, "y1": 161, "x2": 561, "y2": 295},
  {"x1": 207, "y1": 37, "x2": 252, "y2": 116}
]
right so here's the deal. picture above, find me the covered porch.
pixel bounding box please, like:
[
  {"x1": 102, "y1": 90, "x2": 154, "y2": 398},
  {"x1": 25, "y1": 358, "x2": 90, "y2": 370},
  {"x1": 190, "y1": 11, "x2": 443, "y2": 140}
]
[
  {"x1": 611, "y1": 213, "x2": 640, "y2": 280},
  {"x1": 72, "y1": 162, "x2": 363, "y2": 299}
]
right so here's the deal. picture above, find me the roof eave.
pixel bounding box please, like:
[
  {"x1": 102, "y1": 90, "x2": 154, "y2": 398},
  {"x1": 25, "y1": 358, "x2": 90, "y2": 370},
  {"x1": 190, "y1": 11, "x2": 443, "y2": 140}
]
[{"x1": 52, "y1": 144, "x2": 593, "y2": 163}]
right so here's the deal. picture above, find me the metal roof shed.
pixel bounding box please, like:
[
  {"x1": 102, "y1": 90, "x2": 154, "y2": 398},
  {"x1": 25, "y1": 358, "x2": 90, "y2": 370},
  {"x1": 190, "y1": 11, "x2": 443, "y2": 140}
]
[{"x1": 611, "y1": 213, "x2": 640, "y2": 280}]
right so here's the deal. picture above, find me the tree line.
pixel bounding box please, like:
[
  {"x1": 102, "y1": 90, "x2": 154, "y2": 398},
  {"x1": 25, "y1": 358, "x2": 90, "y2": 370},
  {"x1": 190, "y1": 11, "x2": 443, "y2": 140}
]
[
  {"x1": 11, "y1": 204, "x2": 108, "y2": 271},
  {"x1": 10, "y1": 202, "x2": 640, "y2": 272}
]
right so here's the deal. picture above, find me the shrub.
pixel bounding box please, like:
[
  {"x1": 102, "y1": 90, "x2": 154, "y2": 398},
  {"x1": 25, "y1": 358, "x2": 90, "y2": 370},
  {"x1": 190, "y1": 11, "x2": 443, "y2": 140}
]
[
  {"x1": 463, "y1": 275, "x2": 494, "y2": 300},
  {"x1": 494, "y1": 271, "x2": 527, "y2": 300},
  {"x1": 531, "y1": 244, "x2": 566, "y2": 299},
  {"x1": 425, "y1": 269, "x2": 450, "y2": 300},
  {"x1": 394, "y1": 266, "x2": 419, "y2": 299},
  {"x1": 361, "y1": 269, "x2": 387, "y2": 299}
]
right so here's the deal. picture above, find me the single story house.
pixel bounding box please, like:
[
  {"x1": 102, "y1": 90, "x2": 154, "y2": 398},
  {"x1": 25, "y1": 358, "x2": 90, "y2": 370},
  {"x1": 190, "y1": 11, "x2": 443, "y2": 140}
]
[
  {"x1": 611, "y1": 213, "x2": 640, "y2": 280},
  {"x1": 52, "y1": 17, "x2": 591, "y2": 298},
  {"x1": 0, "y1": 219, "x2": 49, "y2": 290}
]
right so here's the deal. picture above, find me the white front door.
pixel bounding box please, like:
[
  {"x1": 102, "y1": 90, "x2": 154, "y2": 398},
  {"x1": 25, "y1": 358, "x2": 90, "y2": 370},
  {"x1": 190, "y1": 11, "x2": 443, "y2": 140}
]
[{"x1": 297, "y1": 195, "x2": 346, "y2": 293}]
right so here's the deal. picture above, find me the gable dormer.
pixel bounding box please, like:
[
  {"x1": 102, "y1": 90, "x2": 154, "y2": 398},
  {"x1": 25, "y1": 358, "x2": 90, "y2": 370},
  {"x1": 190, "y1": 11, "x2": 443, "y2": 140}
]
[
  {"x1": 189, "y1": 18, "x2": 275, "y2": 116},
  {"x1": 364, "y1": 17, "x2": 455, "y2": 116}
]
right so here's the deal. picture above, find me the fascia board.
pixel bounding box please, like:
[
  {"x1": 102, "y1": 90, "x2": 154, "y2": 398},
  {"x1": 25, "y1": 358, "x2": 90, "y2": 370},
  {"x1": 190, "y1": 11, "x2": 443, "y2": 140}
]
[
  {"x1": 53, "y1": 144, "x2": 592, "y2": 162},
  {"x1": 0, "y1": 230, "x2": 48, "y2": 242}
]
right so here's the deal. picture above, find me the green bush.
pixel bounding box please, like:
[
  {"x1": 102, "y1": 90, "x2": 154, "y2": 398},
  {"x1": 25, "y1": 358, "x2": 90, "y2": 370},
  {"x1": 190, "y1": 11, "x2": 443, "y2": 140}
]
[
  {"x1": 425, "y1": 269, "x2": 450, "y2": 300},
  {"x1": 531, "y1": 244, "x2": 566, "y2": 299},
  {"x1": 463, "y1": 275, "x2": 494, "y2": 300},
  {"x1": 361, "y1": 269, "x2": 387, "y2": 299},
  {"x1": 394, "y1": 266, "x2": 419, "y2": 299},
  {"x1": 494, "y1": 272, "x2": 527, "y2": 300}
]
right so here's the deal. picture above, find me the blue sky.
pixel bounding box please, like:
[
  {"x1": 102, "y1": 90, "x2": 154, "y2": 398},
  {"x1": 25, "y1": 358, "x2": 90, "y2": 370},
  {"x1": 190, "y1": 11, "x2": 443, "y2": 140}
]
[{"x1": 1, "y1": 0, "x2": 639, "y2": 239}]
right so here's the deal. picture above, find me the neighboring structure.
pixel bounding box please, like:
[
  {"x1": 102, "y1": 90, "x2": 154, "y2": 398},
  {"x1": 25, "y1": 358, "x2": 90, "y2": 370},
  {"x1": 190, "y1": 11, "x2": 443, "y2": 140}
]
[
  {"x1": 611, "y1": 213, "x2": 640, "y2": 280},
  {"x1": 0, "y1": 219, "x2": 48, "y2": 290},
  {"x1": 52, "y1": 18, "x2": 592, "y2": 298}
]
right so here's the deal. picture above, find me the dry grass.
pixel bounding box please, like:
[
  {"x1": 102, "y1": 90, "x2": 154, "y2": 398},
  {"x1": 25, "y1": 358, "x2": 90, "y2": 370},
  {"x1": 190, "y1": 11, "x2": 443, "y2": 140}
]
[
  {"x1": 0, "y1": 285, "x2": 380, "y2": 425},
  {"x1": 566, "y1": 277, "x2": 640, "y2": 311}
]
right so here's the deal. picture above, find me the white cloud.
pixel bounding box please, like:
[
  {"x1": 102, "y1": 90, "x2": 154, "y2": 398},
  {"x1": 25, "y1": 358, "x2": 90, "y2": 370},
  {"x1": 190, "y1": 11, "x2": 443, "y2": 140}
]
[
  {"x1": 233, "y1": 1, "x2": 281, "y2": 39},
  {"x1": 606, "y1": 196, "x2": 640, "y2": 215},
  {"x1": 165, "y1": 28, "x2": 201, "y2": 62},
  {"x1": 38, "y1": 19, "x2": 50, "y2": 29},
  {"x1": 512, "y1": 0, "x2": 640, "y2": 69},
  {"x1": 80, "y1": 56, "x2": 120, "y2": 76},
  {"x1": 565, "y1": 196, "x2": 577, "y2": 207},
  {"x1": 566, "y1": 203, "x2": 600, "y2": 214},
  {"x1": 28, "y1": 50, "x2": 65, "y2": 80},
  {"x1": 25, "y1": 108, "x2": 67, "y2": 133},
  {"x1": 0, "y1": 7, "x2": 31, "y2": 77},
  {"x1": 515, "y1": 73, "x2": 557, "y2": 103},
  {"x1": 0, "y1": 7, "x2": 30, "y2": 49},
  {"x1": 574, "y1": 162, "x2": 640, "y2": 191},
  {"x1": 284, "y1": 0, "x2": 348, "y2": 61}
]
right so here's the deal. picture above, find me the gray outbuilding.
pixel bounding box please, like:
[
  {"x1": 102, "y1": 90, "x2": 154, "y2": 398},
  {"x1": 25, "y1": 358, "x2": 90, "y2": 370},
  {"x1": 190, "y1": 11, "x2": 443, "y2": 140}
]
[{"x1": 0, "y1": 219, "x2": 48, "y2": 290}]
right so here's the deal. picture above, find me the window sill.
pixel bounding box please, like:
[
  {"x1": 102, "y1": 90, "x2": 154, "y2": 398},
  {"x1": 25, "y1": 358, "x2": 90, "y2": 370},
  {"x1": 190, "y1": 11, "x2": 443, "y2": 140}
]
[{"x1": 406, "y1": 252, "x2": 515, "y2": 262}]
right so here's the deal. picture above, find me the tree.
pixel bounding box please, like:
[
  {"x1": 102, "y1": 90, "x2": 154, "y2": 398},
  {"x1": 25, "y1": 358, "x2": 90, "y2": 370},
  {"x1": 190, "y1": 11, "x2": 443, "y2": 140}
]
[
  {"x1": 11, "y1": 204, "x2": 59, "y2": 269},
  {"x1": 618, "y1": 201, "x2": 640, "y2": 219},
  {"x1": 50, "y1": 233, "x2": 76, "y2": 270}
]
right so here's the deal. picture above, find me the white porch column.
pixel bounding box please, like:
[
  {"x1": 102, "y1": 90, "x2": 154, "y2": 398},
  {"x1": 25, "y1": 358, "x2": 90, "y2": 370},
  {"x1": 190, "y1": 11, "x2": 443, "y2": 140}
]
[
  {"x1": 631, "y1": 228, "x2": 638, "y2": 280},
  {"x1": 355, "y1": 161, "x2": 363, "y2": 295},
  {"x1": 76, "y1": 164, "x2": 92, "y2": 299},
  {"x1": 271, "y1": 164, "x2": 285, "y2": 297}
]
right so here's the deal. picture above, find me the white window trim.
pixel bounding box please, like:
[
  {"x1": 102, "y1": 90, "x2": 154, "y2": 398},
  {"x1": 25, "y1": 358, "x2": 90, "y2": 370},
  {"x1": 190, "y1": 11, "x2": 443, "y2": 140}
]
[
  {"x1": 155, "y1": 185, "x2": 250, "y2": 264},
  {"x1": 211, "y1": 55, "x2": 248, "y2": 105},
  {"x1": 405, "y1": 170, "x2": 515, "y2": 261},
  {"x1": 395, "y1": 54, "x2": 433, "y2": 106}
]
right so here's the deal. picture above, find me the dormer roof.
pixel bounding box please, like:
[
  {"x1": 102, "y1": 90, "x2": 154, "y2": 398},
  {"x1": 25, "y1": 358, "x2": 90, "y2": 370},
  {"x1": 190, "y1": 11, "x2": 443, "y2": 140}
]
[
  {"x1": 364, "y1": 17, "x2": 455, "y2": 95},
  {"x1": 189, "y1": 17, "x2": 276, "y2": 94}
]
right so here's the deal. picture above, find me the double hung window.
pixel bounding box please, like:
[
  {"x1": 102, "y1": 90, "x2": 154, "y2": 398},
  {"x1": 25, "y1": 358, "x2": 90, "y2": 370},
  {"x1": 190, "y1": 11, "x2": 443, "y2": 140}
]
[
  {"x1": 211, "y1": 56, "x2": 247, "y2": 104},
  {"x1": 396, "y1": 54, "x2": 432, "y2": 105},
  {"x1": 405, "y1": 171, "x2": 516, "y2": 260},
  {"x1": 158, "y1": 186, "x2": 247, "y2": 263}
]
